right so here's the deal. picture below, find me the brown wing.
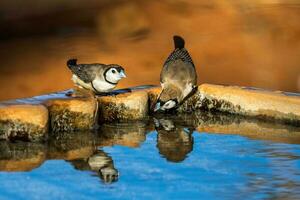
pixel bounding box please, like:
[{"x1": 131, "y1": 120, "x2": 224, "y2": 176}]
[
  {"x1": 164, "y1": 48, "x2": 195, "y2": 67},
  {"x1": 161, "y1": 46, "x2": 197, "y2": 84},
  {"x1": 160, "y1": 59, "x2": 197, "y2": 86},
  {"x1": 70, "y1": 64, "x2": 96, "y2": 83}
]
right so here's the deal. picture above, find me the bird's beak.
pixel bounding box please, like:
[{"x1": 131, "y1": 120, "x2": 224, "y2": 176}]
[
  {"x1": 154, "y1": 102, "x2": 161, "y2": 112},
  {"x1": 120, "y1": 71, "x2": 126, "y2": 78}
]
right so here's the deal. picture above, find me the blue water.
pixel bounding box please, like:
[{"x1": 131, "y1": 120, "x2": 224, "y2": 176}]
[{"x1": 0, "y1": 129, "x2": 300, "y2": 200}]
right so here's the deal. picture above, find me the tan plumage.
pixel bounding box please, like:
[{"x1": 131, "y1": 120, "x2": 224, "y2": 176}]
[{"x1": 154, "y1": 35, "x2": 197, "y2": 112}]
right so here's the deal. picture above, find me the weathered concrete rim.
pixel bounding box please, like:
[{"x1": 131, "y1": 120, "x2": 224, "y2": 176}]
[{"x1": 0, "y1": 83, "x2": 300, "y2": 142}]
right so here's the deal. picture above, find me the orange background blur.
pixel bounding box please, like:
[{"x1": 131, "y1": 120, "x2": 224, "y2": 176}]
[{"x1": 0, "y1": 0, "x2": 300, "y2": 101}]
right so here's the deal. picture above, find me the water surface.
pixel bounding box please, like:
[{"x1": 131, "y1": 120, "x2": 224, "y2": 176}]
[{"x1": 0, "y1": 114, "x2": 300, "y2": 199}]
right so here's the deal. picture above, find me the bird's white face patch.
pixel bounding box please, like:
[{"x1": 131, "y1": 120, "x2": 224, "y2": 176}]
[
  {"x1": 161, "y1": 100, "x2": 177, "y2": 111},
  {"x1": 105, "y1": 68, "x2": 126, "y2": 84}
]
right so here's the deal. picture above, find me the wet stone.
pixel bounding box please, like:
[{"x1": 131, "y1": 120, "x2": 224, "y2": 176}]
[
  {"x1": 0, "y1": 90, "x2": 97, "y2": 139},
  {"x1": 146, "y1": 84, "x2": 300, "y2": 125},
  {"x1": 198, "y1": 84, "x2": 300, "y2": 125},
  {"x1": 97, "y1": 91, "x2": 149, "y2": 123},
  {"x1": 0, "y1": 105, "x2": 48, "y2": 141},
  {"x1": 45, "y1": 97, "x2": 97, "y2": 133}
]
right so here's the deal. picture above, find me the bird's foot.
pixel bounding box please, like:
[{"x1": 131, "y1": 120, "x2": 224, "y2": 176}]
[
  {"x1": 65, "y1": 90, "x2": 86, "y2": 98},
  {"x1": 96, "y1": 89, "x2": 132, "y2": 97},
  {"x1": 66, "y1": 87, "x2": 95, "y2": 98}
]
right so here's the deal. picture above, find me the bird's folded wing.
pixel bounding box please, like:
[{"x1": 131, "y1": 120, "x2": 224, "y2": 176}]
[
  {"x1": 163, "y1": 48, "x2": 194, "y2": 67},
  {"x1": 69, "y1": 64, "x2": 96, "y2": 83}
]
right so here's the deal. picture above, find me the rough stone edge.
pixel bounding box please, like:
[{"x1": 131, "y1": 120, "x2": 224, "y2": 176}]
[
  {"x1": 0, "y1": 119, "x2": 47, "y2": 141},
  {"x1": 46, "y1": 102, "x2": 96, "y2": 133},
  {"x1": 97, "y1": 91, "x2": 149, "y2": 123},
  {"x1": 0, "y1": 83, "x2": 299, "y2": 139},
  {"x1": 0, "y1": 90, "x2": 97, "y2": 139},
  {"x1": 145, "y1": 84, "x2": 300, "y2": 126},
  {"x1": 0, "y1": 104, "x2": 49, "y2": 141},
  {"x1": 197, "y1": 84, "x2": 300, "y2": 126}
]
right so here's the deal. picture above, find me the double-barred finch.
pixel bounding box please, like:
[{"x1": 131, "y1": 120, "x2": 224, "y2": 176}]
[
  {"x1": 67, "y1": 59, "x2": 126, "y2": 94},
  {"x1": 154, "y1": 35, "x2": 197, "y2": 112}
]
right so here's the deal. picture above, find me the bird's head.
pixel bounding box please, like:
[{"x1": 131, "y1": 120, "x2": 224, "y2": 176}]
[
  {"x1": 154, "y1": 85, "x2": 180, "y2": 112},
  {"x1": 105, "y1": 65, "x2": 126, "y2": 84},
  {"x1": 154, "y1": 98, "x2": 178, "y2": 112}
]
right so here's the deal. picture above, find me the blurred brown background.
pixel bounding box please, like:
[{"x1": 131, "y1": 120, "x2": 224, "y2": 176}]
[{"x1": 0, "y1": 0, "x2": 300, "y2": 101}]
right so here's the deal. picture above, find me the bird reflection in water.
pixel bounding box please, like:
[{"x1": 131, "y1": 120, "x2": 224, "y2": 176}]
[
  {"x1": 88, "y1": 150, "x2": 119, "y2": 184},
  {"x1": 70, "y1": 150, "x2": 118, "y2": 184},
  {"x1": 154, "y1": 117, "x2": 194, "y2": 162},
  {"x1": 69, "y1": 122, "x2": 148, "y2": 184}
]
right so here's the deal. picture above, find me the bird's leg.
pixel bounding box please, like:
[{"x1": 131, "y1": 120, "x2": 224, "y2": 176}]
[
  {"x1": 76, "y1": 88, "x2": 99, "y2": 129},
  {"x1": 66, "y1": 87, "x2": 99, "y2": 128},
  {"x1": 93, "y1": 97, "x2": 99, "y2": 129},
  {"x1": 67, "y1": 86, "x2": 95, "y2": 98},
  {"x1": 95, "y1": 89, "x2": 132, "y2": 97}
]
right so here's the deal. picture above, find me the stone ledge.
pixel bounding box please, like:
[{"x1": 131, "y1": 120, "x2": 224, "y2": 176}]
[
  {"x1": 97, "y1": 90, "x2": 149, "y2": 122},
  {"x1": 45, "y1": 98, "x2": 97, "y2": 133},
  {"x1": 198, "y1": 84, "x2": 300, "y2": 125},
  {"x1": 1, "y1": 90, "x2": 97, "y2": 136},
  {"x1": 0, "y1": 83, "x2": 299, "y2": 142},
  {"x1": 0, "y1": 105, "x2": 48, "y2": 141},
  {"x1": 147, "y1": 84, "x2": 300, "y2": 125}
]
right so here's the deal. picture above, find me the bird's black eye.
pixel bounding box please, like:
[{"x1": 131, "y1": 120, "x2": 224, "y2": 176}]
[{"x1": 112, "y1": 69, "x2": 116, "y2": 74}]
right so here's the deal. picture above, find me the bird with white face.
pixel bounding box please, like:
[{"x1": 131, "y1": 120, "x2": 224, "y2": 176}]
[
  {"x1": 154, "y1": 35, "x2": 197, "y2": 112},
  {"x1": 67, "y1": 59, "x2": 126, "y2": 94}
]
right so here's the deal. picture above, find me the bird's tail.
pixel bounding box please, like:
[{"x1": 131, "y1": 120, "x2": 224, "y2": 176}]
[
  {"x1": 67, "y1": 59, "x2": 77, "y2": 68},
  {"x1": 173, "y1": 35, "x2": 185, "y2": 49}
]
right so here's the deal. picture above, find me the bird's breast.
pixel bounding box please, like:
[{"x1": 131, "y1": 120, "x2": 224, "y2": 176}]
[
  {"x1": 92, "y1": 78, "x2": 116, "y2": 92},
  {"x1": 72, "y1": 75, "x2": 93, "y2": 90}
]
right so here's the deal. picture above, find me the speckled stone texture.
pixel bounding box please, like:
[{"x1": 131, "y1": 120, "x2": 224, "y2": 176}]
[
  {"x1": 198, "y1": 84, "x2": 300, "y2": 125},
  {"x1": 146, "y1": 84, "x2": 300, "y2": 125},
  {"x1": 0, "y1": 84, "x2": 299, "y2": 141},
  {"x1": 0, "y1": 90, "x2": 97, "y2": 140},
  {"x1": 97, "y1": 91, "x2": 149, "y2": 122},
  {"x1": 45, "y1": 97, "x2": 97, "y2": 133},
  {"x1": 0, "y1": 105, "x2": 48, "y2": 141}
]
